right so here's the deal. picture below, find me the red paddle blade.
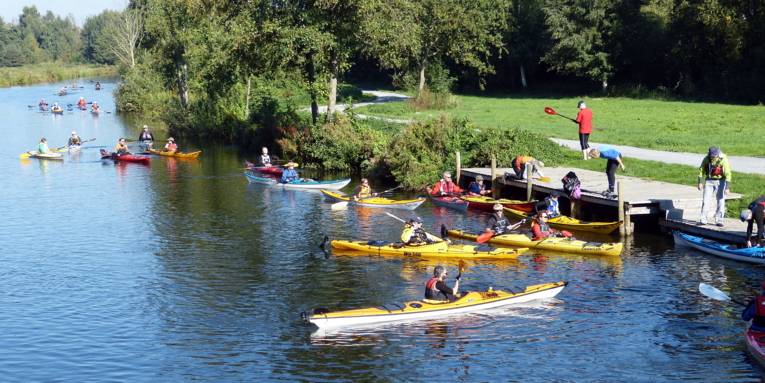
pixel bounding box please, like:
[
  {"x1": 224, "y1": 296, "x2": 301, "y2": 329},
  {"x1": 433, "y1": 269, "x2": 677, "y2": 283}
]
[
  {"x1": 544, "y1": 107, "x2": 557, "y2": 115},
  {"x1": 477, "y1": 231, "x2": 494, "y2": 243}
]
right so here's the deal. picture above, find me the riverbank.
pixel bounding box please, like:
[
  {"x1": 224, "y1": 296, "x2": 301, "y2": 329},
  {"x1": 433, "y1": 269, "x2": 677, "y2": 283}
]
[{"x1": 0, "y1": 63, "x2": 117, "y2": 88}]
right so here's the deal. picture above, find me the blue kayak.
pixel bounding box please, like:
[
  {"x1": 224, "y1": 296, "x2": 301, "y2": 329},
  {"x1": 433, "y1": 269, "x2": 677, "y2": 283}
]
[
  {"x1": 429, "y1": 196, "x2": 469, "y2": 212},
  {"x1": 673, "y1": 231, "x2": 765, "y2": 264},
  {"x1": 244, "y1": 172, "x2": 350, "y2": 190}
]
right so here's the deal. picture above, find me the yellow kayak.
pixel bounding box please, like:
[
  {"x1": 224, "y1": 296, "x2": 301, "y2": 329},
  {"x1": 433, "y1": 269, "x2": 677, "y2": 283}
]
[
  {"x1": 330, "y1": 240, "x2": 527, "y2": 260},
  {"x1": 447, "y1": 229, "x2": 623, "y2": 256},
  {"x1": 304, "y1": 281, "x2": 567, "y2": 329},
  {"x1": 321, "y1": 190, "x2": 425, "y2": 210},
  {"x1": 148, "y1": 149, "x2": 202, "y2": 158},
  {"x1": 504, "y1": 208, "x2": 622, "y2": 235}
]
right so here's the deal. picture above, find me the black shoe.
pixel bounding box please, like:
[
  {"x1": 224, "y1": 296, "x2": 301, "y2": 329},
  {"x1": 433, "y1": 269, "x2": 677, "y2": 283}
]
[{"x1": 716, "y1": 222, "x2": 724, "y2": 227}]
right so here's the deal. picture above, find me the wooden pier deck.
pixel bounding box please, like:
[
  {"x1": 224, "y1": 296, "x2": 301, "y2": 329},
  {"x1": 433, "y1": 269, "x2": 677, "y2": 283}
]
[{"x1": 461, "y1": 167, "x2": 747, "y2": 243}]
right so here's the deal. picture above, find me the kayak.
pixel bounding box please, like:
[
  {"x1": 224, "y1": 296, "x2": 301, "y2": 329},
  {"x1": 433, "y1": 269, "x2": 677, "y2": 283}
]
[
  {"x1": 51, "y1": 108, "x2": 64, "y2": 114},
  {"x1": 504, "y1": 208, "x2": 621, "y2": 235},
  {"x1": 447, "y1": 229, "x2": 623, "y2": 256},
  {"x1": 68, "y1": 145, "x2": 81, "y2": 153},
  {"x1": 430, "y1": 196, "x2": 469, "y2": 212},
  {"x1": 673, "y1": 231, "x2": 765, "y2": 264},
  {"x1": 303, "y1": 281, "x2": 567, "y2": 330},
  {"x1": 460, "y1": 195, "x2": 537, "y2": 213},
  {"x1": 91, "y1": 110, "x2": 100, "y2": 115},
  {"x1": 149, "y1": 149, "x2": 202, "y2": 159},
  {"x1": 746, "y1": 324, "x2": 765, "y2": 367},
  {"x1": 244, "y1": 172, "x2": 350, "y2": 190},
  {"x1": 245, "y1": 161, "x2": 284, "y2": 176},
  {"x1": 27, "y1": 151, "x2": 63, "y2": 161},
  {"x1": 321, "y1": 190, "x2": 425, "y2": 210},
  {"x1": 330, "y1": 239, "x2": 527, "y2": 260},
  {"x1": 100, "y1": 149, "x2": 151, "y2": 164}
]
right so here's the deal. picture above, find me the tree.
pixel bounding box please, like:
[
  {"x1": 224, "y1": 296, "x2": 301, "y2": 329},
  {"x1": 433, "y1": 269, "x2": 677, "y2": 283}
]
[
  {"x1": 82, "y1": 11, "x2": 121, "y2": 65},
  {"x1": 104, "y1": 9, "x2": 144, "y2": 68},
  {"x1": 507, "y1": 0, "x2": 549, "y2": 89}
]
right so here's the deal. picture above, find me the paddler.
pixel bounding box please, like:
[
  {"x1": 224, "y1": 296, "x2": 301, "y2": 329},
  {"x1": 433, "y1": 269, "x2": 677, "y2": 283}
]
[
  {"x1": 163, "y1": 137, "x2": 178, "y2": 153},
  {"x1": 91, "y1": 102, "x2": 100, "y2": 113},
  {"x1": 742, "y1": 281, "x2": 765, "y2": 331},
  {"x1": 38, "y1": 98, "x2": 48, "y2": 109},
  {"x1": 68, "y1": 131, "x2": 82, "y2": 146},
  {"x1": 509, "y1": 155, "x2": 545, "y2": 180},
  {"x1": 114, "y1": 138, "x2": 131, "y2": 155},
  {"x1": 401, "y1": 216, "x2": 442, "y2": 245},
  {"x1": 77, "y1": 97, "x2": 86, "y2": 108},
  {"x1": 425, "y1": 266, "x2": 460, "y2": 302},
  {"x1": 427, "y1": 171, "x2": 462, "y2": 196},
  {"x1": 353, "y1": 178, "x2": 378, "y2": 200},
  {"x1": 467, "y1": 175, "x2": 490, "y2": 196},
  {"x1": 260, "y1": 147, "x2": 272, "y2": 166},
  {"x1": 740, "y1": 195, "x2": 765, "y2": 247},
  {"x1": 280, "y1": 161, "x2": 300, "y2": 183},
  {"x1": 138, "y1": 125, "x2": 154, "y2": 151},
  {"x1": 37, "y1": 138, "x2": 51, "y2": 154},
  {"x1": 530, "y1": 211, "x2": 572, "y2": 241},
  {"x1": 540, "y1": 191, "x2": 561, "y2": 218},
  {"x1": 486, "y1": 203, "x2": 518, "y2": 234}
]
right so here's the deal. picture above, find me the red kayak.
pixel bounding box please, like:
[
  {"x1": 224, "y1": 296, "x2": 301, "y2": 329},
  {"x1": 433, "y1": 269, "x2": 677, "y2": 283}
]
[
  {"x1": 100, "y1": 149, "x2": 151, "y2": 164},
  {"x1": 244, "y1": 161, "x2": 283, "y2": 176},
  {"x1": 746, "y1": 325, "x2": 765, "y2": 367},
  {"x1": 460, "y1": 195, "x2": 537, "y2": 213}
]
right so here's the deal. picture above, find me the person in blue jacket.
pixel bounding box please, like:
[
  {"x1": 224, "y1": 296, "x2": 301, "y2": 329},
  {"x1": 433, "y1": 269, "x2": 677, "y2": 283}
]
[
  {"x1": 742, "y1": 281, "x2": 765, "y2": 331},
  {"x1": 588, "y1": 146, "x2": 626, "y2": 198},
  {"x1": 280, "y1": 162, "x2": 300, "y2": 183}
]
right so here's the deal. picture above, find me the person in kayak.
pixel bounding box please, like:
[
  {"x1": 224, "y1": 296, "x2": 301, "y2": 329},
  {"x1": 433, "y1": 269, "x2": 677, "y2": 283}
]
[
  {"x1": 486, "y1": 203, "x2": 519, "y2": 234},
  {"x1": 541, "y1": 191, "x2": 561, "y2": 218},
  {"x1": 68, "y1": 131, "x2": 82, "y2": 146},
  {"x1": 530, "y1": 211, "x2": 572, "y2": 241},
  {"x1": 697, "y1": 146, "x2": 731, "y2": 226},
  {"x1": 280, "y1": 162, "x2": 300, "y2": 183},
  {"x1": 114, "y1": 138, "x2": 131, "y2": 155},
  {"x1": 588, "y1": 146, "x2": 625, "y2": 198},
  {"x1": 742, "y1": 281, "x2": 765, "y2": 331},
  {"x1": 353, "y1": 178, "x2": 378, "y2": 200},
  {"x1": 138, "y1": 125, "x2": 154, "y2": 150},
  {"x1": 51, "y1": 102, "x2": 63, "y2": 112},
  {"x1": 260, "y1": 147, "x2": 272, "y2": 166},
  {"x1": 401, "y1": 217, "x2": 442, "y2": 245},
  {"x1": 425, "y1": 266, "x2": 460, "y2": 302},
  {"x1": 38, "y1": 98, "x2": 48, "y2": 109},
  {"x1": 509, "y1": 155, "x2": 545, "y2": 180},
  {"x1": 91, "y1": 102, "x2": 100, "y2": 113},
  {"x1": 575, "y1": 100, "x2": 592, "y2": 160},
  {"x1": 427, "y1": 171, "x2": 462, "y2": 196},
  {"x1": 163, "y1": 137, "x2": 178, "y2": 153},
  {"x1": 741, "y1": 196, "x2": 765, "y2": 247},
  {"x1": 95, "y1": 81, "x2": 101, "y2": 90},
  {"x1": 37, "y1": 138, "x2": 51, "y2": 154},
  {"x1": 77, "y1": 97, "x2": 86, "y2": 109},
  {"x1": 467, "y1": 175, "x2": 490, "y2": 196}
]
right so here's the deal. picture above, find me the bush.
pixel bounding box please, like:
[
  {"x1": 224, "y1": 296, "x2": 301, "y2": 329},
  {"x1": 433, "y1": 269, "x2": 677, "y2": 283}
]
[{"x1": 115, "y1": 63, "x2": 173, "y2": 116}]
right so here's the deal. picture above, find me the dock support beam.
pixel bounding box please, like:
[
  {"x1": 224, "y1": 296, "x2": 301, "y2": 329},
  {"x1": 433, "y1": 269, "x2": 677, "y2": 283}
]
[
  {"x1": 490, "y1": 155, "x2": 497, "y2": 198},
  {"x1": 455, "y1": 151, "x2": 461, "y2": 185},
  {"x1": 526, "y1": 166, "x2": 533, "y2": 202},
  {"x1": 618, "y1": 181, "x2": 626, "y2": 236}
]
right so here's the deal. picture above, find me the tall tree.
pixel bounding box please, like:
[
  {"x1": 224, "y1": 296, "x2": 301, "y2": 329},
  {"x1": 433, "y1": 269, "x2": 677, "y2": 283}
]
[
  {"x1": 507, "y1": 0, "x2": 549, "y2": 89},
  {"x1": 104, "y1": 9, "x2": 143, "y2": 68}
]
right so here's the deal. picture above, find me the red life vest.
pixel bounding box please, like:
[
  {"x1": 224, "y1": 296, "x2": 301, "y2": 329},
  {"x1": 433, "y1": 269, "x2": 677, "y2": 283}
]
[
  {"x1": 436, "y1": 180, "x2": 458, "y2": 195},
  {"x1": 426, "y1": 277, "x2": 439, "y2": 290},
  {"x1": 708, "y1": 160, "x2": 724, "y2": 178},
  {"x1": 514, "y1": 156, "x2": 533, "y2": 171},
  {"x1": 755, "y1": 296, "x2": 765, "y2": 318}
]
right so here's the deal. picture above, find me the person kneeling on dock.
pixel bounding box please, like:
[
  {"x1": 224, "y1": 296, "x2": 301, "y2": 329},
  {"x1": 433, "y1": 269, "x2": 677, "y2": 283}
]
[
  {"x1": 427, "y1": 171, "x2": 462, "y2": 196},
  {"x1": 425, "y1": 266, "x2": 460, "y2": 302},
  {"x1": 509, "y1": 155, "x2": 545, "y2": 180},
  {"x1": 741, "y1": 196, "x2": 765, "y2": 247},
  {"x1": 588, "y1": 146, "x2": 625, "y2": 198},
  {"x1": 530, "y1": 211, "x2": 572, "y2": 241},
  {"x1": 402, "y1": 217, "x2": 442, "y2": 245},
  {"x1": 467, "y1": 175, "x2": 490, "y2": 196},
  {"x1": 742, "y1": 282, "x2": 765, "y2": 331}
]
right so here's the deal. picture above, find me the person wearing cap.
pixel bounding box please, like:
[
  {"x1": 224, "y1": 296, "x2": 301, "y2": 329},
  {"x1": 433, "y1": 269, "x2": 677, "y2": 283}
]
[
  {"x1": 467, "y1": 175, "x2": 490, "y2": 196},
  {"x1": 163, "y1": 137, "x2": 178, "y2": 153},
  {"x1": 588, "y1": 146, "x2": 625, "y2": 198},
  {"x1": 260, "y1": 147, "x2": 272, "y2": 167},
  {"x1": 68, "y1": 131, "x2": 82, "y2": 147},
  {"x1": 741, "y1": 196, "x2": 765, "y2": 247},
  {"x1": 401, "y1": 217, "x2": 442, "y2": 245},
  {"x1": 280, "y1": 161, "x2": 300, "y2": 183},
  {"x1": 427, "y1": 171, "x2": 463, "y2": 196},
  {"x1": 424, "y1": 265, "x2": 460, "y2": 302},
  {"x1": 486, "y1": 203, "x2": 521, "y2": 235},
  {"x1": 742, "y1": 281, "x2": 765, "y2": 331},
  {"x1": 353, "y1": 178, "x2": 377, "y2": 200},
  {"x1": 510, "y1": 155, "x2": 545, "y2": 180},
  {"x1": 698, "y1": 146, "x2": 731, "y2": 226},
  {"x1": 575, "y1": 100, "x2": 593, "y2": 159},
  {"x1": 138, "y1": 125, "x2": 155, "y2": 151}
]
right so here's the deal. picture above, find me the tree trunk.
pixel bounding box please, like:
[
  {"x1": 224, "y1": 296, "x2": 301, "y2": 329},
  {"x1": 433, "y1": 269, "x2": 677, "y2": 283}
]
[
  {"x1": 520, "y1": 64, "x2": 528, "y2": 89},
  {"x1": 601, "y1": 78, "x2": 608, "y2": 93},
  {"x1": 245, "y1": 75, "x2": 251, "y2": 119},
  {"x1": 307, "y1": 51, "x2": 319, "y2": 124},
  {"x1": 327, "y1": 49, "x2": 338, "y2": 122},
  {"x1": 418, "y1": 64, "x2": 427, "y2": 97},
  {"x1": 176, "y1": 60, "x2": 189, "y2": 109}
]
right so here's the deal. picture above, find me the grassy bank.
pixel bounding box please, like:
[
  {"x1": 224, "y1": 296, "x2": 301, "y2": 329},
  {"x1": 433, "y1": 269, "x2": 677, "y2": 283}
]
[
  {"x1": 0, "y1": 63, "x2": 118, "y2": 88},
  {"x1": 355, "y1": 94, "x2": 765, "y2": 157}
]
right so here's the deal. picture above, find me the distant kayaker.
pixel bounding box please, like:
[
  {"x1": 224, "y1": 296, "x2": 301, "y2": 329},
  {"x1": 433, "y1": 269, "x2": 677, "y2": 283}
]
[
  {"x1": 697, "y1": 146, "x2": 731, "y2": 226},
  {"x1": 51, "y1": 102, "x2": 62, "y2": 112},
  {"x1": 138, "y1": 125, "x2": 154, "y2": 150},
  {"x1": 587, "y1": 146, "x2": 625, "y2": 199},
  {"x1": 38, "y1": 98, "x2": 48, "y2": 109},
  {"x1": 164, "y1": 137, "x2": 178, "y2": 153},
  {"x1": 353, "y1": 178, "x2": 377, "y2": 200},
  {"x1": 467, "y1": 175, "x2": 490, "y2": 196},
  {"x1": 280, "y1": 162, "x2": 300, "y2": 183},
  {"x1": 401, "y1": 217, "x2": 442, "y2": 245},
  {"x1": 427, "y1": 171, "x2": 462, "y2": 196},
  {"x1": 741, "y1": 196, "x2": 765, "y2": 247},
  {"x1": 68, "y1": 131, "x2": 82, "y2": 146},
  {"x1": 77, "y1": 97, "x2": 86, "y2": 108},
  {"x1": 509, "y1": 155, "x2": 545, "y2": 180},
  {"x1": 530, "y1": 211, "x2": 572, "y2": 241},
  {"x1": 742, "y1": 281, "x2": 765, "y2": 331},
  {"x1": 425, "y1": 266, "x2": 460, "y2": 302},
  {"x1": 91, "y1": 102, "x2": 100, "y2": 113},
  {"x1": 95, "y1": 81, "x2": 101, "y2": 90},
  {"x1": 114, "y1": 138, "x2": 130, "y2": 155},
  {"x1": 260, "y1": 147, "x2": 272, "y2": 166},
  {"x1": 575, "y1": 100, "x2": 592, "y2": 160},
  {"x1": 37, "y1": 138, "x2": 50, "y2": 154}
]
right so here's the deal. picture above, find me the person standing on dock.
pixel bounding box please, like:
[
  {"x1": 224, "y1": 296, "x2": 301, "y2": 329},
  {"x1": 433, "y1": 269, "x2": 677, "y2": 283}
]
[
  {"x1": 697, "y1": 146, "x2": 731, "y2": 226},
  {"x1": 587, "y1": 147, "x2": 625, "y2": 198},
  {"x1": 575, "y1": 100, "x2": 593, "y2": 160},
  {"x1": 741, "y1": 196, "x2": 765, "y2": 247}
]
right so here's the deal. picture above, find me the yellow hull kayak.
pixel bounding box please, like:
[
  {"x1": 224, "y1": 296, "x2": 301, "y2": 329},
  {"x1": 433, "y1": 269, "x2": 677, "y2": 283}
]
[
  {"x1": 447, "y1": 229, "x2": 623, "y2": 256},
  {"x1": 149, "y1": 149, "x2": 202, "y2": 158},
  {"x1": 321, "y1": 190, "x2": 425, "y2": 210},
  {"x1": 504, "y1": 208, "x2": 622, "y2": 235},
  {"x1": 304, "y1": 282, "x2": 567, "y2": 329},
  {"x1": 330, "y1": 240, "x2": 527, "y2": 260}
]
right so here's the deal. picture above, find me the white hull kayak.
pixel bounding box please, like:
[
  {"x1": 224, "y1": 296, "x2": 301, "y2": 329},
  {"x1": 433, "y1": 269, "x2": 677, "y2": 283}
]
[
  {"x1": 305, "y1": 282, "x2": 566, "y2": 330},
  {"x1": 27, "y1": 151, "x2": 64, "y2": 160},
  {"x1": 244, "y1": 172, "x2": 350, "y2": 190},
  {"x1": 674, "y1": 231, "x2": 765, "y2": 264}
]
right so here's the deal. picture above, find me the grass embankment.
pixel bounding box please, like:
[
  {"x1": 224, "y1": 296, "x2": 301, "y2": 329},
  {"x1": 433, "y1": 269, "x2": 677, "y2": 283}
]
[
  {"x1": 356, "y1": 94, "x2": 765, "y2": 156},
  {"x1": 0, "y1": 63, "x2": 118, "y2": 87}
]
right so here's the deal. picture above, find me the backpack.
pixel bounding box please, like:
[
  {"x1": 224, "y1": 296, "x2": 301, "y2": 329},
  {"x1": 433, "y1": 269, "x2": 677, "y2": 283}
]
[{"x1": 562, "y1": 171, "x2": 581, "y2": 200}]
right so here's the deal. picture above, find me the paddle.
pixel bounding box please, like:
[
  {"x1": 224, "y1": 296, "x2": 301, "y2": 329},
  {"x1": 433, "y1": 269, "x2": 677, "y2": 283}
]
[
  {"x1": 332, "y1": 185, "x2": 404, "y2": 210},
  {"x1": 544, "y1": 106, "x2": 577, "y2": 123},
  {"x1": 477, "y1": 219, "x2": 528, "y2": 244},
  {"x1": 56, "y1": 138, "x2": 97, "y2": 152},
  {"x1": 699, "y1": 283, "x2": 747, "y2": 306}
]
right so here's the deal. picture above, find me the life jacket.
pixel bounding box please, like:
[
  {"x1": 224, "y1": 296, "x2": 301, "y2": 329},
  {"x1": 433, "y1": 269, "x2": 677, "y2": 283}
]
[
  {"x1": 490, "y1": 212, "x2": 509, "y2": 234},
  {"x1": 425, "y1": 277, "x2": 445, "y2": 300},
  {"x1": 531, "y1": 220, "x2": 550, "y2": 240},
  {"x1": 468, "y1": 181, "x2": 484, "y2": 195},
  {"x1": 435, "y1": 180, "x2": 459, "y2": 195},
  {"x1": 707, "y1": 157, "x2": 725, "y2": 179},
  {"x1": 165, "y1": 142, "x2": 178, "y2": 151},
  {"x1": 139, "y1": 132, "x2": 153, "y2": 141},
  {"x1": 545, "y1": 198, "x2": 560, "y2": 216},
  {"x1": 357, "y1": 184, "x2": 372, "y2": 198},
  {"x1": 115, "y1": 144, "x2": 128, "y2": 154},
  {"x1": 260, "y1": 154, "x2": 271, "y2": 165},
  {"x1": 754, "y1": 296, "x2": 765, "y2": 328},
  {"x1": 513, "y1": 156, "x2": 533, "y2": 171}
]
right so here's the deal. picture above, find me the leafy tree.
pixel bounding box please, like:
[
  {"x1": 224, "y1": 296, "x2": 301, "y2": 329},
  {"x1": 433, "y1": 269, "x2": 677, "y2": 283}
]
[{"x1": 82, "y1": 11, "x2": 121, "y2": 65}]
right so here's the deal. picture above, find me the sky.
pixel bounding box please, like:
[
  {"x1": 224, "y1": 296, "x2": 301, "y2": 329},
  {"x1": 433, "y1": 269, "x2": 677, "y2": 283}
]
[{"x1": 0, "y1": 0, "x2": 128, "y2": 26}]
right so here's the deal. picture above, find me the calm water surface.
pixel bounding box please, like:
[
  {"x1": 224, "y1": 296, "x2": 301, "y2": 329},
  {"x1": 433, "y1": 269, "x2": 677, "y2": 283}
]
[{"x1": 1, "y1": 81, "x2": 763, "y2": 382}]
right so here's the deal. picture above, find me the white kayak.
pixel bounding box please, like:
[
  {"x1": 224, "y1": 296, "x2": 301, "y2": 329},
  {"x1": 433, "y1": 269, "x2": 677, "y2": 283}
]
[
  {"x1": 27, "y1": 151, "x2": 64, "y2": 160},
  {"x1": 244, "y1": 172, "x2": 351, "y2": 190}
]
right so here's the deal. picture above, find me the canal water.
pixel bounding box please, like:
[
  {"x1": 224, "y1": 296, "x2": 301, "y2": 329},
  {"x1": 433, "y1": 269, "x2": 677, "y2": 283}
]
[{"x1": 1, "y1": 80, "x2": 763, "y2": 382}]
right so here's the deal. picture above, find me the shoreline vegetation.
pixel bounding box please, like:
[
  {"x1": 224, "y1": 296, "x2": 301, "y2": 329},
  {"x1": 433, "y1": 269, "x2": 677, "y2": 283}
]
[{"x1": 0, "y1": 63, "x2": 117, "y2": 88}]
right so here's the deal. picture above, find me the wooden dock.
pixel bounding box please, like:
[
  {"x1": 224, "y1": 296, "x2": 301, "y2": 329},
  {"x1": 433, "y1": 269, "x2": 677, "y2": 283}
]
[{"x1": 460, "y1": 166, "x2": 747, "y2": 243}]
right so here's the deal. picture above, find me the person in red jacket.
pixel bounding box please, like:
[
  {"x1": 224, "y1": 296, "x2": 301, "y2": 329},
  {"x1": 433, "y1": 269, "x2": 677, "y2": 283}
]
[
  {"x1": 427, "y1": 171, "x2": 462, "y2": 196},
  {"x1": 575, "y1": 100, "x2": 593, "y2": 160},
  {"x1": 530, "y1": 211, "x2": 572, "y2": 241}
]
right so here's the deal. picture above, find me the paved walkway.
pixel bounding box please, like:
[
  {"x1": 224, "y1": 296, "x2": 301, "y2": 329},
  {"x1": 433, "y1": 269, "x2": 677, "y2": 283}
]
[{"x1": 316, "y1": 90, "x2": 412, "y2": 124}]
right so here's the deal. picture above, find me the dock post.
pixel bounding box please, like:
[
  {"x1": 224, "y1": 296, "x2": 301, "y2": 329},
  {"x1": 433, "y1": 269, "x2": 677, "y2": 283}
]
[
  {"x1": 618, "y1": 181, "x2": 625, "y2": 236},
  {"x1": 455, "y1": 151, "x2": 461, "y2": 185},
  {"x1": 526, "y1": 166, "x2": 533, "y2": 201},
  {"x1": 624, "y1": 202, "x2": 632, "y2": 236},
  {"x1": 491, "y1": 155, "x2": 497, "y2": 198}
]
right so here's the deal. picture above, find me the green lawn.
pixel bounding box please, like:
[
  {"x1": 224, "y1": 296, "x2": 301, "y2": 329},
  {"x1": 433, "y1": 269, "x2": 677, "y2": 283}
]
[
  {"x1": 356, "y1": 94, "x2": 765, "y2": 157},
  {"x1": 0, "y1": 63, "x2": 118, "y2": 88}
]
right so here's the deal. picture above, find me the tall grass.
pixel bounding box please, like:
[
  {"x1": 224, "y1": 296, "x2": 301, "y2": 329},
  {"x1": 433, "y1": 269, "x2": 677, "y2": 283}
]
[{"x1": 0, "y1": 63, "x2": 118, "y2": 88}]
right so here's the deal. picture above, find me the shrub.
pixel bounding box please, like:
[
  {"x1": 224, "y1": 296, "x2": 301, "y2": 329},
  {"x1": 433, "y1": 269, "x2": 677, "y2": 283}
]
[{"x1": 115, "y1": 63, "x2": 173, "y2": 116}]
